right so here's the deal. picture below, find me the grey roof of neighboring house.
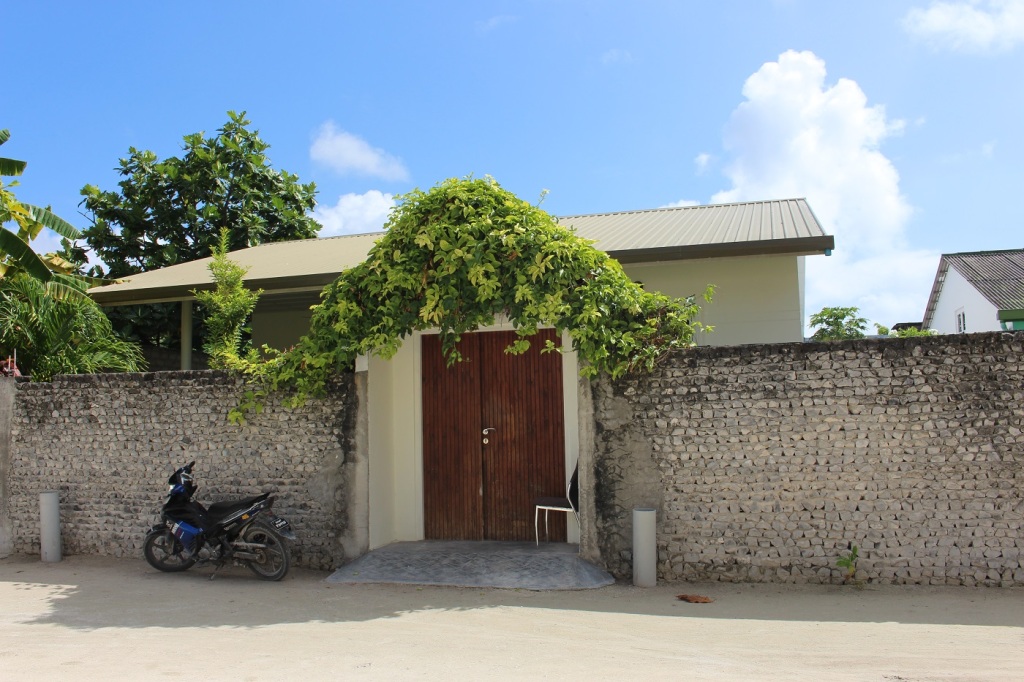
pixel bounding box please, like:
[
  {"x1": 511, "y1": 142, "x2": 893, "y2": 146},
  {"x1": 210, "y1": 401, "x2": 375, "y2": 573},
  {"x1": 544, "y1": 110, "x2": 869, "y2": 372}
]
[
  {"x1": 922, "y1": 249, "x2": 1024, "y2": 326},
  {"x1": 89, "y1": 198, "x2": 833, "y2": 306}
]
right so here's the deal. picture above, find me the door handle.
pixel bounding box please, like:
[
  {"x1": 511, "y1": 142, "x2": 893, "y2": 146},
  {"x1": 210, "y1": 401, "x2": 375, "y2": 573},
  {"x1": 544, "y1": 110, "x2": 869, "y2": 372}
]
[{"x1": 482, "y1": 428, "x2": 495, "y2": 435}]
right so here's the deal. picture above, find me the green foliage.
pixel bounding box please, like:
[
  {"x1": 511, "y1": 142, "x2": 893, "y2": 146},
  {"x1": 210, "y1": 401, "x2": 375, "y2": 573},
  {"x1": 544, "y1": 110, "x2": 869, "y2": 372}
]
[
  {"x1": 896, "y1": 327, "x2": 935, "y2": 337},
  {"x1": 0, "y1": 274, "x2": 145, "y2": 381},
  {"x1": 193, "y1": 229, "x2": 262, "y2": 369},
  {"x1": 889, "y1": 325, "x2": 937, "y2": 338},
  {"x1": 809, "y1": 306, "x2": 868, "y2": 341},
  {"x1": 80, "y1": 111, "x2": 320, "y2": 348},
  {"x1": 0, "y1": 128, "x2": 95, "y2": 297},
  {"x1": 229, "y1": 177, "x2": 713, "y2": 421},
  {"x1": 836, "y1": 543, "x2": 860, "y2": 583}
]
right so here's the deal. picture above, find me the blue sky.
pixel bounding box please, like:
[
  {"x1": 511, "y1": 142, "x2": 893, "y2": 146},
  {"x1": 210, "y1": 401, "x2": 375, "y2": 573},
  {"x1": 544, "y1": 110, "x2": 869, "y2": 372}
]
[{"x1": 6, "y1": 1, "x2": 1024, "y2": 329}]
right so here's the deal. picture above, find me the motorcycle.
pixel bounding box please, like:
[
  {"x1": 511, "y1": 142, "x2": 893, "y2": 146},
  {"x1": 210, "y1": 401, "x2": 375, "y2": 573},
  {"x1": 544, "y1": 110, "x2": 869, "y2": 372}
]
[{"x1": 143, "y1": 460, "x2": 297, "y2": 581}]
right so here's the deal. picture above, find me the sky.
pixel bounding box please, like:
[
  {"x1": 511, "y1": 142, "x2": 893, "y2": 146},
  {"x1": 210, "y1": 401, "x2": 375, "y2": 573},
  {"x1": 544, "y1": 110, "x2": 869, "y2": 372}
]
[{"x1": 6, "y1": 1, "x2": 1024, "y2": 330}]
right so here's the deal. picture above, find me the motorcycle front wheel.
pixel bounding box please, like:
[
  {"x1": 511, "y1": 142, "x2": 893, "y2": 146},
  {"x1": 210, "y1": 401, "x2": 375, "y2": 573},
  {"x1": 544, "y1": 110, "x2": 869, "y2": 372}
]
[
  {"x1": 241, "y1": 522, "x2": 290, "y2": 581},
  {"x1": 143, "y1": 528, "x2": 198, "y2": 572}
]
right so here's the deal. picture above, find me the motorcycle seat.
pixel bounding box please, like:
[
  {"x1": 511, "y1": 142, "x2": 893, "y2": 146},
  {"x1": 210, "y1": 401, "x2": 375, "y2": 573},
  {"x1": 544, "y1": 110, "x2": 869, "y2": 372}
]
[{"x1": 206, "y1": 493, "x2": 271, "y2": 524}]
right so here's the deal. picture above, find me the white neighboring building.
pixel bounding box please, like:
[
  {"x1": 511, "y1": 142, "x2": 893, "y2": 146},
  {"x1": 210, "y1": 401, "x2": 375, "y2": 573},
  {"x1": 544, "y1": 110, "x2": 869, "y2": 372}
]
[{"x1": 922, "y1": 249, "x2": 1024, "y2": 334}]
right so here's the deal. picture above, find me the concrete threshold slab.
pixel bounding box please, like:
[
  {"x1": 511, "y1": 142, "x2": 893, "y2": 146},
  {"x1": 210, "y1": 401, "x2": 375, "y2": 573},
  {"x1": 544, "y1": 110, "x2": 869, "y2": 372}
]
[{"x1": 326, "y1": 540, "x2": 615, "y2": 591}]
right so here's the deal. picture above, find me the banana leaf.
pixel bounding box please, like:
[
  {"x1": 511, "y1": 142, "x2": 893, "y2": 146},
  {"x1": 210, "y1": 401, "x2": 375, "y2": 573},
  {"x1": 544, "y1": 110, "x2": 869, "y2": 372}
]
[
  {"x1": 0, "y1": 229, "x2": 52, "y2": 282},
  {"x1": 24, "y1": 203, "x2": 82, "y2": 240}
]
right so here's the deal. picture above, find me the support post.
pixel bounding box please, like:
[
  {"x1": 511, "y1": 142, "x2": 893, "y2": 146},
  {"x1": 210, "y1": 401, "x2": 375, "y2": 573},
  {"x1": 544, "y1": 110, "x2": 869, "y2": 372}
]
[
  {"x1": 633, "y1": 507, "x2": 656, "y2": 587},
  {"x1": 180, "y1": 300, "x2": 193, "y2": 370},
  {"x1": 40, "y1": 491, "x2": 61, "y2": 562}
]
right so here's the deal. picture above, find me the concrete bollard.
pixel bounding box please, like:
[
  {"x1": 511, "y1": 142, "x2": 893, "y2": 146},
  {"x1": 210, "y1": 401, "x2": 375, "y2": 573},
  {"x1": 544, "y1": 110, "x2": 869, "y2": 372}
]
[
  {"x1": 632, "y1": 507, "x2": 656, "y2": 587},
  {"x1": 40, "y1": 491, "x2": 62, "y2": 563}
]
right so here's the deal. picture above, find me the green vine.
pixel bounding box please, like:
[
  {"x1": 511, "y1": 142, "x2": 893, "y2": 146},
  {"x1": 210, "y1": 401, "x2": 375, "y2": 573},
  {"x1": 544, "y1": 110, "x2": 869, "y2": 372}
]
[{"x1": 227, "y1": 177, "x2": 712, "y2": 422}]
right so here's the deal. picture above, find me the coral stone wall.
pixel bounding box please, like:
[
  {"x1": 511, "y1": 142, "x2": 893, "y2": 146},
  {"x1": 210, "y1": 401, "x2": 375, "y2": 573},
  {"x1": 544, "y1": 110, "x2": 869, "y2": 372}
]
[
  {"x1": 4, "y1": 371, "x2": 362, "y2": 570},
  {"x1": 589, "y1": 332, "x2": 1024, "y2": 586}
]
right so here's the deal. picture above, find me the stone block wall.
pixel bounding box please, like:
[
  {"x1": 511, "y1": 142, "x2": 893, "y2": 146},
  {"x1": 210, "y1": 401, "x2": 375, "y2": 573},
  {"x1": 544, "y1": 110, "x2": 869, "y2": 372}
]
[
  {"x1": 589, "y1": 332, "x2": 1024, "y2": 586},
  {"x1": 3, "y1": 371, "x2": 363, "y2": 570}
]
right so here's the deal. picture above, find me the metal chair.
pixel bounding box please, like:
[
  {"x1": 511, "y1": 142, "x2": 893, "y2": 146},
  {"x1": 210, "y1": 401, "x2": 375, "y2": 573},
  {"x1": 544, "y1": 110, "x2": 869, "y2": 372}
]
[{"x1": 533, "y1": 463, "x2": 579, "y2": 545}]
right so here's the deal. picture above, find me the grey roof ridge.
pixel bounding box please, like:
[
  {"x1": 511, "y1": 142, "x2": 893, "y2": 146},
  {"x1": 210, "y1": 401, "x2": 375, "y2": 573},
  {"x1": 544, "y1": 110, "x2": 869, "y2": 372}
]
[
  {"x1": 941, "y1": 247, "x2": 1024, "y2": 258},
  {"x1": 238, "y1": 230, "x2": 386, "y2": 249},
  {"x1": 558, "y1": 197, "x2": 809, "y2": 221}
]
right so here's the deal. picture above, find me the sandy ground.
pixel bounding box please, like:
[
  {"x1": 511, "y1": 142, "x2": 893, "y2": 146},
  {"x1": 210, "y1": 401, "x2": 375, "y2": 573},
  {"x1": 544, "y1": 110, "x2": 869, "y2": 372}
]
[{"x1": 1, "y1": 554, "x2": 1022, "y2": 681}]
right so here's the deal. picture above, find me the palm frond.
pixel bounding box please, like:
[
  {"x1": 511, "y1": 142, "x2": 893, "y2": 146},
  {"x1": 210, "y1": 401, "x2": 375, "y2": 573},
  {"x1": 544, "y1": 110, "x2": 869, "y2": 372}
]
[
  {"x1": 43, "y1": 276, "x2": 92, "y2": 302},
  {"x1": 0, "y1": 229, "x2": 53, "y2": 282}
]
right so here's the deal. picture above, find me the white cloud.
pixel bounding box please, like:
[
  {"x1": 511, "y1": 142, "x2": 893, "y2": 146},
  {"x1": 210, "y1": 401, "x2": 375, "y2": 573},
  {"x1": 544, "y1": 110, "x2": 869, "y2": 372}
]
[
  {"x1": 601, "y1": 48, "x2": 635, "y2": 65},
  {"x1": 904, "y1": 0, "x2": 1024, "y2": 52},
  {"x1": 711, "y1": 50, "x2": 936, "y2": 329},
  {"x1": 310, "y1": 122, "x2": 409, "y2": 181},
  {"x1": 661, "y1": 199, "x2": 700, "y2": 208},
  {"x1": 313, "y1": 190, "x2": 395, "y2": 237},
  {"x1": 694, "y1": 153, "x2": 712, "y2": 175}
]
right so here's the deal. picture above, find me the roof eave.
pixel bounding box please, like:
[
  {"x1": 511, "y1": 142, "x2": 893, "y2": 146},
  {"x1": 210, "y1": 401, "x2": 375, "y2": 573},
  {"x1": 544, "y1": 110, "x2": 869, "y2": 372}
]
[
  {"x1": 607, "y1": 235, "x2": 835, "y2": 264},
  {"x1": 90, "y1": 273, "x2": 339, "y2": 306}
]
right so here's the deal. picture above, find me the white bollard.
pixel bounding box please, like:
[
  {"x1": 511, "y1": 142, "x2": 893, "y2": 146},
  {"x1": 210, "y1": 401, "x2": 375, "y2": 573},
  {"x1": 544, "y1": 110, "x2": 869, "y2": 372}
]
[
  {"x1": 40, "y1": 491, "x2": 62, "y2": 563},
  {"x1": 632, "y1": 507, "x2": 657, "y2": 587}
]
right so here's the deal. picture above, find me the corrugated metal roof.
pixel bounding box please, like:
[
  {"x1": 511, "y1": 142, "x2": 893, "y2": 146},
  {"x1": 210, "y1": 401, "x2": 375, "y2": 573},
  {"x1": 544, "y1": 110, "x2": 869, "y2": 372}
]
[
  {"x1": 90, "y1": 198, "x2": 833, "y2": 305},
  {"x1": 946, "y1": 249, "x2": 1024, "y2": 310},
  {"x1": 90, "y1": 232, "x2": 382, "y2": 305},
  {"x1": 562, "y1": 198, "x2": 822, "y2": 248},
  {"x1": 922, "y1": 249, "x2": 1024, "y2": 326}
]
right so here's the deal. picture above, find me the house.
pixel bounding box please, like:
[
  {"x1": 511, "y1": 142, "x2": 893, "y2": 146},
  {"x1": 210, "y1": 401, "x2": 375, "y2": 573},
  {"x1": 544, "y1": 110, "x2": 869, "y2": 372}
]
[
  {"x1": 89, "y1": 198, "x2": 834, "y2": 550},
  {"x1": 922, "y1": 249, "x2": 1024, "y2": 334}
]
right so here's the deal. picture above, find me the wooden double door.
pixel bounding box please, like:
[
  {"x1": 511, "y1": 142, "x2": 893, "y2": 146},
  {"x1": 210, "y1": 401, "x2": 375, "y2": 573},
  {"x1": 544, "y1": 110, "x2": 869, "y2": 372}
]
[{"x1": 422, "y1": 329, "x2": 567, "y2": 541}]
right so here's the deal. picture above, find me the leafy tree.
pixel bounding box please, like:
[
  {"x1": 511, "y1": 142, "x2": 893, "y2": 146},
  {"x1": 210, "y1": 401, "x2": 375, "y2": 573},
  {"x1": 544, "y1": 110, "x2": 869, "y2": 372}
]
[
  {"x1": 81, "y1": 111, "x2": 320, "y2": 276},
  {"x1": 0, "y1": 128, "x2": 91, "y2": 296},
  {"x1": 193, "y1": 229, "x2": 262, "y2": 369},
  {"x1": 809, "y1": 306, "x2": 868, "y2": 341},
  {"x1": 80, "y1": 111, "x2": 320, "y2": 348},
  {"x1": 0, "y1": 275, "x2": 145, "y2": 381},
  {"x1": 230, "y1": 177, "x2": 714, "y2": 422}
]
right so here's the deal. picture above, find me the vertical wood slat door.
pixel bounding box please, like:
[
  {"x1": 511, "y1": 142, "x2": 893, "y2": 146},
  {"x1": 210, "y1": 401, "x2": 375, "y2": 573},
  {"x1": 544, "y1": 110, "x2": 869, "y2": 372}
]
[
  {"x1": 422, "y1": 330, "x2": 566, "y2": 541},
  {"x1": 479, "y1": 330, "x2": 566, "y2": 541},
  {"x1": 422, "y1": 333, "x2": 483, "y2": 540}
]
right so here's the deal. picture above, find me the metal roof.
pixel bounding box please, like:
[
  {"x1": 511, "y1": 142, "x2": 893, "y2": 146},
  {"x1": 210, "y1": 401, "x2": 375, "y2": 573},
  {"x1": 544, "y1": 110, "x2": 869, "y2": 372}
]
[
  {"x1": 89, "y1": 198, "x2": 833, "y2": 306},
  {"x1": 922, "y1": 249, "x2": 1024, "y2": 327},
  {"x1": 560, "y1": 198, "x2": 832, "y2": 263},
  {"x1": 90, "y1": 232, "x2": 382, "y2": 305}
]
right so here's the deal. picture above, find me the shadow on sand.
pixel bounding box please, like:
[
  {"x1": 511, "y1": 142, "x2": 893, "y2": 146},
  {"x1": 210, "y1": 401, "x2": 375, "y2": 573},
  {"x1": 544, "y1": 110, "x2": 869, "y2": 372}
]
[{"x1": 2, "y1": 553, "x2": 1022, "y2": 631}]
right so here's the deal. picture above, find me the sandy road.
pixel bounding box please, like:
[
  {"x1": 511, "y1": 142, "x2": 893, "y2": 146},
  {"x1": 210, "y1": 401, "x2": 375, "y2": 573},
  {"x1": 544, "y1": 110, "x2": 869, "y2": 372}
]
[{"x1": 1, "y1": 554, "x2": 1022, "y2": 681}]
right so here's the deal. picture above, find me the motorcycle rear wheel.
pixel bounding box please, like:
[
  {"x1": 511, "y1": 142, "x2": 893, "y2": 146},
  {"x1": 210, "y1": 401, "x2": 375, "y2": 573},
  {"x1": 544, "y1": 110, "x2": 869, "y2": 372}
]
[
  {"x1": 143, "y1": 528, "x2": 198, "y2": 572},
  {"x1": 241, "y1": 522, "x2": 290, "y2": 581}
]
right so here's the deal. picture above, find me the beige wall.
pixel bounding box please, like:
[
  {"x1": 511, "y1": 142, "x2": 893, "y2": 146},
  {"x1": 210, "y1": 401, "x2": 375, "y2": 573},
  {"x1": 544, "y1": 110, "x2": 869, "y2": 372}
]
[
  {"x1": 251, "y1": 254, "x2": 807, "y2": 352},
  {"x1": 622, "y1": 254, "x2": 805, "y2": 345}
]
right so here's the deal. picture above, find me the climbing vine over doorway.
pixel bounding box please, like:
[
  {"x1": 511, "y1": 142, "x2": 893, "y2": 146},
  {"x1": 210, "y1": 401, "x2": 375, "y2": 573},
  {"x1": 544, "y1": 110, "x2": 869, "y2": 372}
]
[{"x1": 221, "y1": 177, "x2": 712, "y2": 422}]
